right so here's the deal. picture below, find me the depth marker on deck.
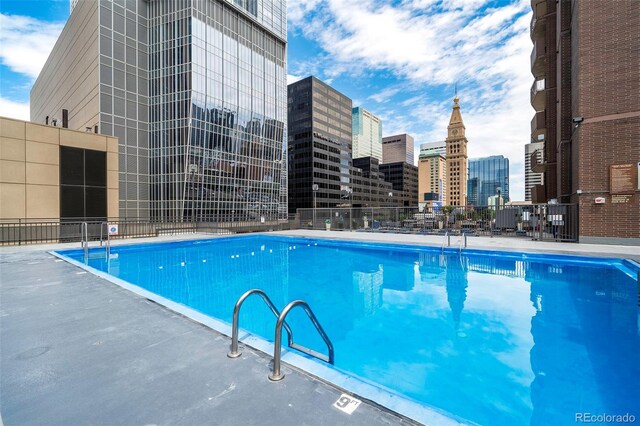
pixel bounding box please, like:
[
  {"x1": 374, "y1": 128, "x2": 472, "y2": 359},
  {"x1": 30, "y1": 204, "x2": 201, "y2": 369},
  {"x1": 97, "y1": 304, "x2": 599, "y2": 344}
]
[{"x1": 333, "y1": 394, "x2": 361, "y2": 415}]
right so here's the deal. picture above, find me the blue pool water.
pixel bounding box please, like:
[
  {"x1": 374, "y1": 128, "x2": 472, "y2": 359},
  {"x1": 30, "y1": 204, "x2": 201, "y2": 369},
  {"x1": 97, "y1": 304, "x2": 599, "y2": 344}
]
[{"x1": 57, "y1": 236, "x2": 640, "y2": 425}]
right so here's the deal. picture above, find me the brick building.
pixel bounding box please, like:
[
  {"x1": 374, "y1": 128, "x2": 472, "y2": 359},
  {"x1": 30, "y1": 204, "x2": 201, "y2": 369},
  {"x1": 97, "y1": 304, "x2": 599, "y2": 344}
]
[{"x1": 530, "y1": 0, "x2": 639, "y2": 244}]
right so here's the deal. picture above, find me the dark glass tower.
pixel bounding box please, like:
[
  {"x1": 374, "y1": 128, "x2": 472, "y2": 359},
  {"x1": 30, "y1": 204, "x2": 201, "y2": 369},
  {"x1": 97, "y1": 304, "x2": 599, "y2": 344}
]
[{"x1": 287, "y1": 76, "x2": 353, "y2": 213}]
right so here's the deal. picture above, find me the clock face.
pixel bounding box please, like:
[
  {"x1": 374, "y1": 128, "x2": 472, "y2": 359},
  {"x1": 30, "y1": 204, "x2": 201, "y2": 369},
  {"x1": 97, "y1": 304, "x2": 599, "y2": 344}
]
[{"x1": 452, "y1": 129, "x2": 458, "y2": 135}]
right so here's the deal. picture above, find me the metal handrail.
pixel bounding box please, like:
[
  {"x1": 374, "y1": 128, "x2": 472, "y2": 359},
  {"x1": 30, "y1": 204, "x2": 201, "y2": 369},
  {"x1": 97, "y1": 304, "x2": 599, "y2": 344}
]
[
  {"x1": 105, "y1": 223, "x2": 111, "y2": 257},
  {"x1": 227, "y1": 289, "x2": 294, "y2": 358},
  {"x1": 441, "y1": 231, "x2": 448, "y2": 253},
  {"x1": 269, "y1": 300, "x2": 334, "y2": 382},
  {"x1": 81, "y1": 222, "x2": 88, "y2": 259}
]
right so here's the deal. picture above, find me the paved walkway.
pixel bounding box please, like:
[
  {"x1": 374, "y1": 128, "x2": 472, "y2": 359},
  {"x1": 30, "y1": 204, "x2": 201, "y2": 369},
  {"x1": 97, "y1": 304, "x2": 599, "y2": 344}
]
[{"x1": 273, "y1": 230, "x2": 640, "y2": 262}]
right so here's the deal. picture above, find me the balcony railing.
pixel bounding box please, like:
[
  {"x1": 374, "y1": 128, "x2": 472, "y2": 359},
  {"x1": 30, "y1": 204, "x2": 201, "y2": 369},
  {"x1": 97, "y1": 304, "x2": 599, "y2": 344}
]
[
  {"x1": 530, "y1": 39, "x2": 546, "y2": 77},
  {"x1": 531, "y1": 149, "x2": 546, "y2": 174},
  {"x1": 531, "y1": 111, "x2": 546, "y2": 139},
  {"x1": 530, "y1": 0, "x2": 547, "y2": 39},
  {"x1": 530, "y1": 78, "x2": 546, "y2": 111}
]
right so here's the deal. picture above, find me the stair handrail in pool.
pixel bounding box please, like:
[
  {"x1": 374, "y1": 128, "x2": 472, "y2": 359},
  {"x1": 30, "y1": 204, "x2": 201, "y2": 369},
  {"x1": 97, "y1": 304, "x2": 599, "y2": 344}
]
[
  {"x1": 81, "y1": 222, "x2": 88, "y2": 259},
  {"x1": 269, "y1": 300, "x2": 334, "y2": 382},
  {"x1": 441, "y1": 231, "x2": 448, "y2": 253},
  {"x1": 227, "y1": 289, "x2": 294, "y2": 358}
]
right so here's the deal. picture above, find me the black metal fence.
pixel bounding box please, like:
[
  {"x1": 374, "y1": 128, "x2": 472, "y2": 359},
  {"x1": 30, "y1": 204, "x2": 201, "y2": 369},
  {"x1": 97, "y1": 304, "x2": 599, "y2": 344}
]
[
  {"x1": 0, "y1": 217, "x2": 292, "y2": 246},
  {"x1": 294, "y1": 203, "x2": 579, "y2": 242},
  {"x1": 0, "y1": 204, "x2": 578, "y2": 246}
]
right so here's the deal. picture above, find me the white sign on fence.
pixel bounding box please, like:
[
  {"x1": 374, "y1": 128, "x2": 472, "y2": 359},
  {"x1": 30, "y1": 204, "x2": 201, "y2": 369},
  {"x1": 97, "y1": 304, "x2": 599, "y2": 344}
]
[{"x1": 108, "y1": 223, "x2": 119, "y2": 236}]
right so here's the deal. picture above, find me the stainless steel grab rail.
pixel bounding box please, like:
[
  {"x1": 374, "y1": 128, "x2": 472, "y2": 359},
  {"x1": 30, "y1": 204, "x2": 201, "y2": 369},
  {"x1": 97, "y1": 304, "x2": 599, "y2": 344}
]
[
  {"x1": 441, "y1": 231, "x2": 448, "y2": 253},
  {"x1": 227, "y1": 289, "x2": 294, "y2": 358},
  {"x1": 81, "y1": 222, "x2": 88, "y2": 259},
  {"x1": 269, "y1": 300, "x2": 334, "y2": 382}
]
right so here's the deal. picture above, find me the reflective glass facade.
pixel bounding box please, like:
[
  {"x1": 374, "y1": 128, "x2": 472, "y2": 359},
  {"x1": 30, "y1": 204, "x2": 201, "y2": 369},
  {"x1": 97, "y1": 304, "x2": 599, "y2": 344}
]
[
  {"x1": 41, "y1": 0, "x2": 286, "y2": 221},
  {"x1": 352, "y1": 107, "x2": 383, "y2": 162},
  {"x1": 467, "y1": 155, "x2": 510, "y2": 206},
  {"x1": 148, "y1": 0, "x2": 287, "y2": 221}
]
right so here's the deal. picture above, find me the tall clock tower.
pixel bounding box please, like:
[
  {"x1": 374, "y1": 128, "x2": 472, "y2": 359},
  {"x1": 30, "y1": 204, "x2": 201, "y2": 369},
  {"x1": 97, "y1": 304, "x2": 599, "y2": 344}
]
[{"x1": 445, "y1": 96, "x2": 468, "y2": 206}]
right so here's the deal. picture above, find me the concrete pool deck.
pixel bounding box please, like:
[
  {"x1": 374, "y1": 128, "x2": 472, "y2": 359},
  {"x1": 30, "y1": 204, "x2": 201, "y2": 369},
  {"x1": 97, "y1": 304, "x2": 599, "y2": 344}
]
[{"x1": 1, "y1": 231, "x2": 638, "y2": 425}]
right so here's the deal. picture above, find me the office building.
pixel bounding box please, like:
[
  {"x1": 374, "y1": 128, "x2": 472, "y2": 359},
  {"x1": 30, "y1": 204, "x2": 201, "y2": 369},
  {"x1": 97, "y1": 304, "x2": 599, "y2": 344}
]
[
  {"x1": 467, "y1": 155, "x2": 510, "y2": 206},
  {"x1": 530, "y1": 0, "x2": 639, "y2": 243},
  {"x1": 32, "y1": 0, "x2": 287, "y2": 222},
  {"x1": 378, "y1": 162, "x2": 418, "y2": 207},
  {"x1": 418, "y1": 152, "x2": 446, "y2": 209},
  {"x1": 287, "y1": 76, "x2": 352, "y2": 213},
  {"x1": 419, "y1": 141, "x2": 446, "y2": 158},
  {"x1": 352, "y1": 107, "x2": 382, "y2": 162},
  {"x1": 445, "y1": 96, "x2": 468, "y2": 206},
  {"x1": 352, "y1": 157, "x2": 395, "y2": 206},
  {"x1": 525, "y1": 142, "x2": 544, "y2": 202},
  {"x1": 382, "y1": 133, "x2": 414, "y2": 165}
]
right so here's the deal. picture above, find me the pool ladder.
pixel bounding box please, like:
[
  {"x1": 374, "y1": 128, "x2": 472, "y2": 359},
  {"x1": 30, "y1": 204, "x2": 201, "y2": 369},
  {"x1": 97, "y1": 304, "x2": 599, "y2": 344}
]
[
  {"x1": 227, "y1": 289, "x2": 334, "y2": 381},
  {"x1": 81, "y1": 222, "x2": 111, "y2": 262},
  {"x1": 441, "y1": 231, "x2": 467, "y2": 254},
  {"x1": 81, "y1": 222, "x2": 89, "y2": 259},
  {"x1": 441, "y1": 231, "x2": 449, "y2": 253}
]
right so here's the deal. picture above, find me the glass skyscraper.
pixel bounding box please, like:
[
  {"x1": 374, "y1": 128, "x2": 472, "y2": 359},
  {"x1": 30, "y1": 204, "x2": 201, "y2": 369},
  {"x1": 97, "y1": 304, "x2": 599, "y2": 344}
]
[
  {"x1": 352, "y1": 107, "x2": 382, "y2": 162},
  {"x1": 467, "y1": 155, "x2": 510, "y2": 206},
  {"x1": 149, "y1": 0, "x2": 287, "y2": 221},
  {"x1": 33, "y1": 0, "x2": 287, "y2": 221}
]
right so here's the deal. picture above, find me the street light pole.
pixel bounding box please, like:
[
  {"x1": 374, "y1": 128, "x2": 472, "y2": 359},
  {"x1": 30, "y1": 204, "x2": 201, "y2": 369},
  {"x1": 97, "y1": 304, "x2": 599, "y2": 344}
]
[
  {"x1": 312, "y1": 184, "x2": 319, "y2": 229},
  {"x1": 348, "y1": 187, "x2": 353, "y2": 231}
]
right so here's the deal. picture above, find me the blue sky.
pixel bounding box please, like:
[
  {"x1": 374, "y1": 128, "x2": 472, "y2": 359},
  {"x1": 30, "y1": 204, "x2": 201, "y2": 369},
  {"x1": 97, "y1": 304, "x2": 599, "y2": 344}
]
[{"x1": 0, "y1": 0, "x2": 533, "y2": 200}]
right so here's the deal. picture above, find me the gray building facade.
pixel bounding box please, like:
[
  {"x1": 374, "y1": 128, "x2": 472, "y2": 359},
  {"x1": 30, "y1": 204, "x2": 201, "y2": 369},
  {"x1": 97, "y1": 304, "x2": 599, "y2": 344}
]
[
  {"x1": 382, "y1": 133, "x2": 414, "y2": 165},
  {"x1": 32, "y1": 0, "x2": 287, "y2": 221}
]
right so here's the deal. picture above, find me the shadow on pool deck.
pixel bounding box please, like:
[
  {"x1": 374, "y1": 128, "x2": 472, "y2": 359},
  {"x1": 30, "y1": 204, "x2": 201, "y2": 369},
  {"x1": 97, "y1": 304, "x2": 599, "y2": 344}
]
[{"x1": 0, "y1": 250, "x2": 419, "y2": 426}]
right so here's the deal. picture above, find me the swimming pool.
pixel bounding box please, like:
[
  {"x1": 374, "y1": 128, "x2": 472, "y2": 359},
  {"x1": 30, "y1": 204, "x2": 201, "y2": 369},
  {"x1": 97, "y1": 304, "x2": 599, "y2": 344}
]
[{"x1": 55, "y1": 235, "x2": 640, "y2": 425}]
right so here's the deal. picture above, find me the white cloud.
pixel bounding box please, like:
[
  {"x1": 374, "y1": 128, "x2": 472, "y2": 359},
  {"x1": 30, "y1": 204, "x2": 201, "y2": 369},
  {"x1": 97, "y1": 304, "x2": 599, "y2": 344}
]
[
  {"x1": 368, "y1": 86, "x2": 401, "y2": 104},
  {"x1": 287, "y1": 73, "x2": 304, "y2": 85},
  {"x1": 289, "y1": 0, "x2": 533, "y2": 200},
  {"x1": 0, "y1": 97, "x2": 30, "y2": 121},
  {"x1": 0, "y1": 13, "x2": 65, "y2": 79}
]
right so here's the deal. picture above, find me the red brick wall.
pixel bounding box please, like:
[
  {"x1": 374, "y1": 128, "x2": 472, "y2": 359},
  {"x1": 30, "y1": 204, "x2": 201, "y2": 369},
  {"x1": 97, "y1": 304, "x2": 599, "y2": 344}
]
[
  {"x1": 571, "y1": 0, "x2": 640, "y2": 240},
  {"x1": 573, "y1": 117, "x2": 640, "y2": 239}
]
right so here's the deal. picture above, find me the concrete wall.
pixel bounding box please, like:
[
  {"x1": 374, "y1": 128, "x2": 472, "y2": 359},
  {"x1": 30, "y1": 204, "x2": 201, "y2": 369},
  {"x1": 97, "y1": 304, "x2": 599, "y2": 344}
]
[
  {"x1": 0, "y1": 117, "x2": 118, "y2": 219},
  {"x1": 30, "y1": 0, "x2": 99, "y2": 132}
]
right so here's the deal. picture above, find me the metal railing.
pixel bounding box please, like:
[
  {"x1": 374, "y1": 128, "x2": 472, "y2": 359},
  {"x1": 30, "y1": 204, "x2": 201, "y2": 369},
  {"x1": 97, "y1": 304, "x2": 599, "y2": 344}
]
[
  {"x1": 269, "y1": 300, "x2": 334, "y2": 381},
  {"x1": 294, "y1": 203, "x2": 579, "y2": 242},
  {"x1": 81, "y1": 222, "x2": 89, "y2": 258},
  {"x1": 0, "y1": 217, "x2": 291, "y2": 246},
  {"x1": 227, "y1": 289, "x2": 334, "y2": 382},
  {"x1": 227, "y1": 289, "x2": 293, "y2": 359}
]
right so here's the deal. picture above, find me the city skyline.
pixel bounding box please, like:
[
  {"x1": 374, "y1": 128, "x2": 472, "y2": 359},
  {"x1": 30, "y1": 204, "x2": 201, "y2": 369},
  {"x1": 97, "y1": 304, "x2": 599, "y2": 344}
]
[{"x1": 0, "y1": 0, "x2": 532, "y2": 200}]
